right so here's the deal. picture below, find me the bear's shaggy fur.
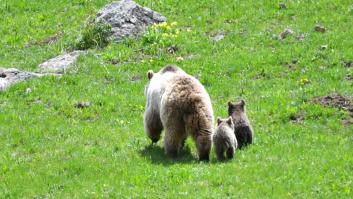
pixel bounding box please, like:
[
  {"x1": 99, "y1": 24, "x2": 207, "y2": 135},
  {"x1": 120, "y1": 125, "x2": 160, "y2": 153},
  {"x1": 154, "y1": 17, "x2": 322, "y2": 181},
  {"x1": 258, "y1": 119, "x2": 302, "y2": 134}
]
[
  {"x1": 144, "y1": 65, "x2": 214, "y2": 161},
  {"x1": 228, "y1": 100, "x2": 253, "y2": 149},
  {"x1": 213, "y1": 117, "x2": 237, "y2": 160}
]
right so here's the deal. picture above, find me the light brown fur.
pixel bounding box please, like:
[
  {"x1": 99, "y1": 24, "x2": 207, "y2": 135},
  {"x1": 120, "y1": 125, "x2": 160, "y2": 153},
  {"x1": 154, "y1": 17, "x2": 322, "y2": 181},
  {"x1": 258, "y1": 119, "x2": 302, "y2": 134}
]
[{"x1": 144, "y1": 66, "x2": 214, "y2": 161}]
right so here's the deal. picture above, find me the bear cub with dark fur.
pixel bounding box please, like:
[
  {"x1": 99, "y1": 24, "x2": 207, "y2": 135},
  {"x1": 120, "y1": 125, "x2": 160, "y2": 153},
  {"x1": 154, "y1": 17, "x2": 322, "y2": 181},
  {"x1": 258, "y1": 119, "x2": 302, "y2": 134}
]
[
  {"x1": 213, "y1": 117, "x2": 238, "y2": 160},
  {"x1": 228, "y1": 100, "x2": 254, "y2": 149}
]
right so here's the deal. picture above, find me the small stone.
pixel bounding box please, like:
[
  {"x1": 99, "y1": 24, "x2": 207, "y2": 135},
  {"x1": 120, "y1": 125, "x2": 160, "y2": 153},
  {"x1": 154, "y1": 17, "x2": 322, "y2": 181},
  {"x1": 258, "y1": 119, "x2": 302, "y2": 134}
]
[
  {"x1": 111, "y1": 59, "x2": 119, "y2": 65},
  {"x1": 291, "y1": 59, "x2": 298, "y2": 64},
  {"x1": 279, "y1": 3, "x2": 287, "y2": 9},
  {"x1": 314, "y1": 25, "x2": 326, "y2": 33},
  {"x1": 131, "y1": 75, "x2": 141, "y2": 82},
  {"x1": 75, "y1": 101, "x2": 90, "y2": 109},
  {"x1": 279, "y1": 28, "x2": 294, "y2": 40},
  {"x1": 167, "y1": 45, "x2": 178, "y2": 54},
  {"x1": 25, "y1": 88, "x2": 32, "y2": 94},
  {"x1": 296, "y1": 33, "x2": 306, "y2": 41},
  {"x1": 212, "y1": 34, "x2": 225, "y2": 42}
]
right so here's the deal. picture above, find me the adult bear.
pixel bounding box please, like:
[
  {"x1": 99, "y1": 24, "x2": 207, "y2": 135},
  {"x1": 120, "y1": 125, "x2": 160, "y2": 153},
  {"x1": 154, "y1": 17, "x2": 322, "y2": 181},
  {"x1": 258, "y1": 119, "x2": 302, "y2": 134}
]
[{"x1": 144, "y1": 65, "x2": 214, "y2": 161}]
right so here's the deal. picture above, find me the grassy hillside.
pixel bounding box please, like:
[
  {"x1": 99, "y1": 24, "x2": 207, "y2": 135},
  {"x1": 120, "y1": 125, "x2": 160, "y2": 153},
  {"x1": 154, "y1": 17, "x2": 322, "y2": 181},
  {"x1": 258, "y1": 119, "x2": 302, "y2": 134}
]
[{"x1": 1, "y1": 0, "x2": 352, "y2": 198}]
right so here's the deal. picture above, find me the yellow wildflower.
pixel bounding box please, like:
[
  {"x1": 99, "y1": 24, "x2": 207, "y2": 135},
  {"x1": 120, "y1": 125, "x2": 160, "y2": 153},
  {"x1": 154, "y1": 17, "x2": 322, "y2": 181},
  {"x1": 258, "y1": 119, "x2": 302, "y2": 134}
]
[
  {"x1": 176, "y1": 57, "x2": 184, "y2": 61},
  {"x1": 299, "y1": 78, "x2": 310, "y2": 85}
]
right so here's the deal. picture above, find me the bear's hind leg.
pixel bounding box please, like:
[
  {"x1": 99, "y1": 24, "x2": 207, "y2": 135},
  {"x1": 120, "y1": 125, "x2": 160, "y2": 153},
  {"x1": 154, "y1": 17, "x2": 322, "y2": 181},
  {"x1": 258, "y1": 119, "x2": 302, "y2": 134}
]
[{"x1": 163, "y1": 121, "x2": 186, "y2": 158}]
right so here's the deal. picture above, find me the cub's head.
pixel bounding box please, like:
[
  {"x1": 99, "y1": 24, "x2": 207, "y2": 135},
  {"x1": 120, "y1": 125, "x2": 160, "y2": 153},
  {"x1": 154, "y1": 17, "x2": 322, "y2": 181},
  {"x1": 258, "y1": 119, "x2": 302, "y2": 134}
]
[
  {"x1": 217, "y1": 116, "x2": 234, "y2": 130},
  {"x1": 228, "y1": 100, "x2": 246, "y2": 115}
]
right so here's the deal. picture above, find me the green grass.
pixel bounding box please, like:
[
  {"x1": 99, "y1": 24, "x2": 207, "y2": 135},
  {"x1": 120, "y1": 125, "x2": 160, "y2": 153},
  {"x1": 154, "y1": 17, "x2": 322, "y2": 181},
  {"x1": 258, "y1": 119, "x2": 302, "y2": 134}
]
[{"x1": 1, "y1": 0, "x2": 353, "y2": 198}]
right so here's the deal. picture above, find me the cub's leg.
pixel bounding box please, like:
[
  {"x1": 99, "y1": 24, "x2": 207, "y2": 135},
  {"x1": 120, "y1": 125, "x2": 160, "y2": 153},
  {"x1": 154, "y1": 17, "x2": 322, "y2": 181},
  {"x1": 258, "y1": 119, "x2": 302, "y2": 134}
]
[{"x1": 226, "y1": 146, "x2": 235, "y2": 159}]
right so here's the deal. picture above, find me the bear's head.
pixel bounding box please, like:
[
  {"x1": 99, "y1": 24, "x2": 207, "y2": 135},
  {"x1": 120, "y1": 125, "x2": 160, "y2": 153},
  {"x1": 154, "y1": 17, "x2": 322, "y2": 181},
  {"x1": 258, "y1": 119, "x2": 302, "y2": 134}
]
[
  {"x1": 228, "y1": 100, "x2": 245, "y2": 115},
  {"x1": 217, "y1": 116, "x2": 234, "y2": 129}
]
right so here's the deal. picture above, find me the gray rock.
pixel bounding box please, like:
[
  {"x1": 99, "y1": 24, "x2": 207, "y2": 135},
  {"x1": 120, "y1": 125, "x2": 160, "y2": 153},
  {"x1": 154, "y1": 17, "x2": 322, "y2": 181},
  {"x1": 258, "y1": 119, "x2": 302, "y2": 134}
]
[
  {"x1": 279, "y1": 3, "x2": 287, "y2": 9},
  {"x1": 0, "y1": 68, "x2": 42, "y2": 91},
  {"x1": 38, "y1": 51, "x2": 84, "y2": 73},
  {"x1": 212, "y1": 34, "x2": 225, "y2": 42},
  {"x1": 96, "y1": 0, "x2": 166, "y2": 42}
]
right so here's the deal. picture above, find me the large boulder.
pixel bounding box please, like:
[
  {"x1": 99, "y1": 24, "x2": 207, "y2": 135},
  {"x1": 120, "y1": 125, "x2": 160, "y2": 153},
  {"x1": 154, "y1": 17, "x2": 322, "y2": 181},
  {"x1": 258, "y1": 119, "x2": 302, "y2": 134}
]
[
  {"x1": 0, "y1": 68, "x2": 42, "y2": 91},
  {"x1": 96, "y1": 0, "x2": 166, "y2": 42}
]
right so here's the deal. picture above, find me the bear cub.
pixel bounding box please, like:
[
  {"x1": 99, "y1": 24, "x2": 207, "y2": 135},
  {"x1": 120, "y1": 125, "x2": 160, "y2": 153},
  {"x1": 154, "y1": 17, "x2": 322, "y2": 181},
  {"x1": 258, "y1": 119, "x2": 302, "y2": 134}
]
[
  {"x1": 213, "y1": 117, "x2": 238, "y2": 160},
  {"x1": 228, "y1": 100, "x2": 254, "y2": 149}
]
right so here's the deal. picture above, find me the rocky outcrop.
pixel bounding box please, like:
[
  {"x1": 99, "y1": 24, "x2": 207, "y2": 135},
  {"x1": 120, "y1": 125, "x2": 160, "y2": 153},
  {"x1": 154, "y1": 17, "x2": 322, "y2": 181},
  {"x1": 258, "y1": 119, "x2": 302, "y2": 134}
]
[
  {"x1": 96, "y1": 0, "x2": 166, "y2": 42},
  {"x1": 0, "y1": 68, "x2": 42, "y2": 91},
  {"x1": 38, "y1": 51, "x2": 84, "y2": 74}
]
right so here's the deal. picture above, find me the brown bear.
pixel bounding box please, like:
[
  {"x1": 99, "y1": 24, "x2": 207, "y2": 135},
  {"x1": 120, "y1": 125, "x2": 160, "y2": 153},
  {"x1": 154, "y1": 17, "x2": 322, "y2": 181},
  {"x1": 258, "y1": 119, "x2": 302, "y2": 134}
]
[
  {"x1": 213, "y1": 117, "x2": 238, "y2": 160},
  {"x1": 228, "y1": 100, "x2": 253, "y2": 149},
  {"x1": 144, "y1": 65, "x2": 214, "y2": 161}
]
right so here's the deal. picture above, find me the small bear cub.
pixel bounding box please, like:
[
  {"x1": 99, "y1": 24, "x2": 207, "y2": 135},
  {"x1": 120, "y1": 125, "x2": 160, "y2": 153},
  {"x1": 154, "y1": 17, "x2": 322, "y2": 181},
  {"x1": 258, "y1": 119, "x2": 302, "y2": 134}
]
[
  {"x1": 213, "y1": 117, "x2": 238, "y2": 160},
  {"x1": 228, "y1": 100, "x2": 254, "y2": 149}
]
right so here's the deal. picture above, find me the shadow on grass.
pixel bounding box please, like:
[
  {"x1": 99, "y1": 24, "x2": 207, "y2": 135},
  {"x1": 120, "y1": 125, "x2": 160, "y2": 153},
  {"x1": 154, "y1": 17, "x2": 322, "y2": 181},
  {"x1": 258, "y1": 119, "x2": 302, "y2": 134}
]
[{"x1": 139, "y1": 144, "x2": 196, "y2": 165}]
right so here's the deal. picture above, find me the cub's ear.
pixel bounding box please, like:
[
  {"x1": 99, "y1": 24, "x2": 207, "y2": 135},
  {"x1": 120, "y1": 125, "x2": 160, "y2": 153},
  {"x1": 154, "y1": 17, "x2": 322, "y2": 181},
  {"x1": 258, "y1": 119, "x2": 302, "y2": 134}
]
[
  {"x1": 239, "y1": 99, "x2": 246, "y2": 106},
  {"x1": 147, "y1": 70, "x2": 154, "y2": 80},
  {"x1": 217, "y1": 117, "x2": 222, "y2": 126},
  {"x1": 228, "y1": 101, "x2": 234, "y2": 107},
  {"x1": 226, "y1": 117, "x2": 233, "y2": 126}
]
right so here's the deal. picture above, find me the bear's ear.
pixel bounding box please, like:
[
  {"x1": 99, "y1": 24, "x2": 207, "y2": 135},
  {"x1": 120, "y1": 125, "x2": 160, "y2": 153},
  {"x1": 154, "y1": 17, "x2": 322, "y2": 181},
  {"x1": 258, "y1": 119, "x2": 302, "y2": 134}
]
[
  {"x1": 147, "y1": 70, "x2": 154, "y2": 80},
  {"x1": 239, "y1": 100, "x2": 245, "y2": 111},
  {"x1": 226, "y1": 117, "x2": 233, "y2": 126},
  {"x1": 239, "y1": 99, "x2": 246, "y2": 106},
  {"x1": 217, "y1": 117, "x2": 222, "y2": 126},
  {"x1": 228, "y1": 101, "x2": 234, "y2": 108}
]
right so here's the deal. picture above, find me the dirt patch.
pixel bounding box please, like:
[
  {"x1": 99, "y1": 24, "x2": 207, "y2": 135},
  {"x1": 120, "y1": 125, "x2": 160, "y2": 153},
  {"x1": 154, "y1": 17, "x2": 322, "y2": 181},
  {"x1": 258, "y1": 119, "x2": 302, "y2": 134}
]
[
  {"x1": 289, "y1": 112, "x2": 305, "y2": 124},
  {"x1": 282, "y1": 59, "x2": 299, "y2": 69},
  {"x1": 26, "y1": 32, "x2": 63, "y2": 47},
  {"x1": 342, "y1": 60, "x2": 353, "y2": 68},
  {"x1": 345, "y1": 74, "x2": 353, "y2": 81},
  {"x1": 312, "y1": 93, "x2": 353, "y2": 125},
  {"x1": 312, "y1": 94, "x2": 352, "y2": 111},
  {"x1": 130, "y1": 75, "x2": 141, "y2": 82}
]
